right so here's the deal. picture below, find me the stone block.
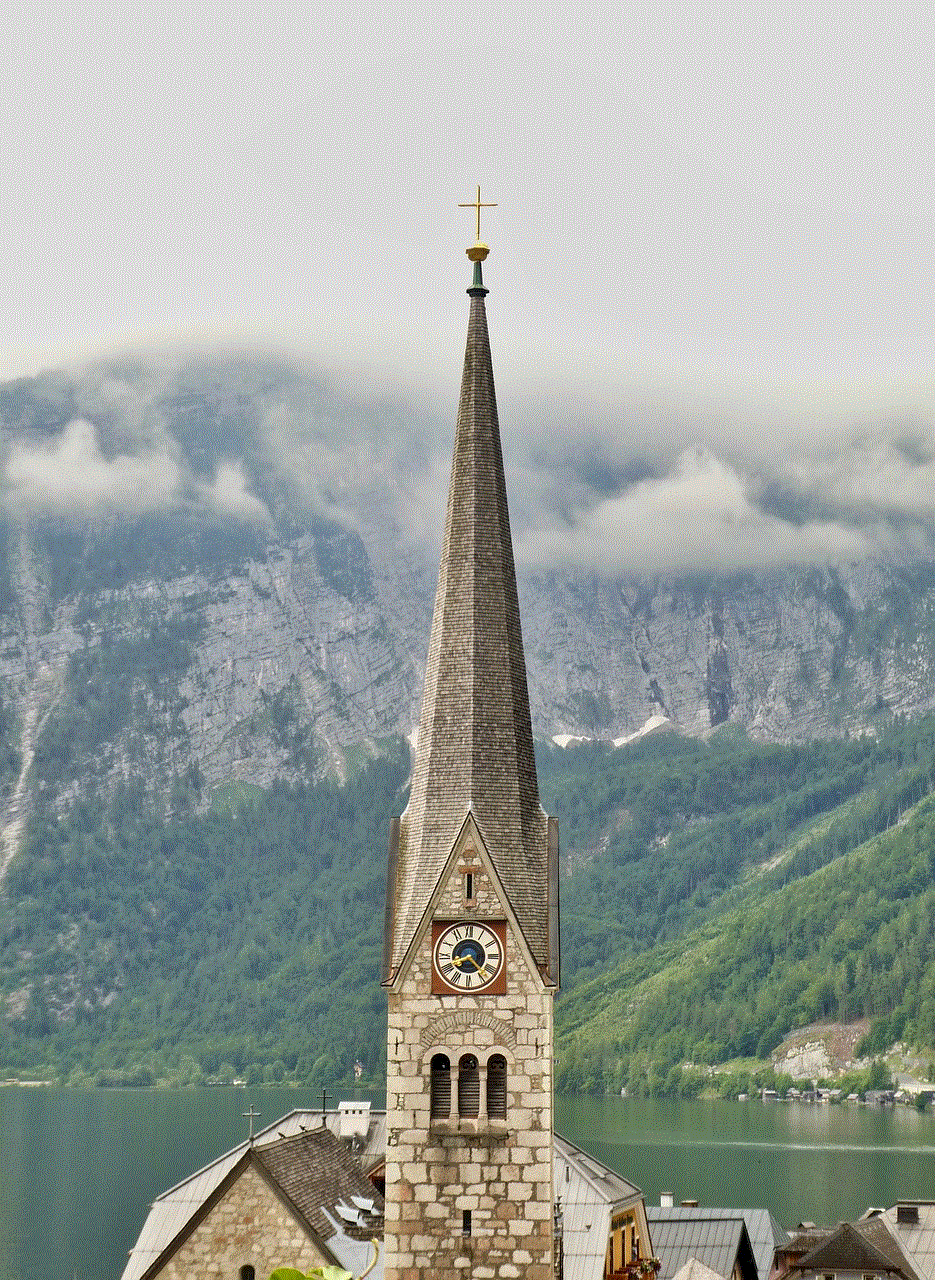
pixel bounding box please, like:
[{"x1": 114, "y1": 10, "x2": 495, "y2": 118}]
[{"x1": 525, "y1": 1200, "x2": 551, "y2": 1220}]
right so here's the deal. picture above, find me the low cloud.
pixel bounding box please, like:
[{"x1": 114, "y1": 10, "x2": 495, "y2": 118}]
[
  {"x1": 4, "y1": 418, "x2": 180, "y2": 516},
  {"x1": 5, "y1": 351, "x2": 935, "y2": 579},
  {"x1": 784, "y1": 426, "x2": 935, "y2": 521},
  {"x1": 200, "y1": 460, "x2": 270, "y2": 524},
  {"x1": 515, "y1": 448, "x2": 870, "y2": 576}
]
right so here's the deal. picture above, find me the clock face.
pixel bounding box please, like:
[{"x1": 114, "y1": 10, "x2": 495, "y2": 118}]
[{"x1": 433, "y1": 921, "x2": 504, "y2": 992}]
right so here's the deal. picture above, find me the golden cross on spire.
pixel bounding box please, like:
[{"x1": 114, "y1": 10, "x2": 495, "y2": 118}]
[{"x1": 459, "y1": 185, "x2": 497, "y2": 243}]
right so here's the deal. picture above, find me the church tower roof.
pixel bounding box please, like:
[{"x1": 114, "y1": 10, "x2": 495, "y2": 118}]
[{"x1": 382, "y1": 227, "x2": 558, "y2": 984}]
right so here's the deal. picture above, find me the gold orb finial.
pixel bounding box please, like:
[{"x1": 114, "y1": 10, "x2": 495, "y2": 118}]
[{"x1": 466, "y1": 243, "x2": 490, "y2": 262}]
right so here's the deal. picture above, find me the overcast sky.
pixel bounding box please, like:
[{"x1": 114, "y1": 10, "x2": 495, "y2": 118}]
[{"x1": 2, "y1": 0, "x2": 935, "y2": 575}]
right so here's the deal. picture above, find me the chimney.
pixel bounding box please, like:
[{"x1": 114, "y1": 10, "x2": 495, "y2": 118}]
[
  {"x1": 660, "y1": 1193, "x2": 674, "y2": 1208},
  {"x1": 338, "y1": 1100, "x2": 371, "y2": 1140}
]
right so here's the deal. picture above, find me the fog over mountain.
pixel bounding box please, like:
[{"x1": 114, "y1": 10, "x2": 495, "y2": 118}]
[
  {"x1": 5, "y1": 349, "x2": 935, "y2": 882},
  {"x1": 3, "y1": 350, "x2": 935, "y2": 577}
]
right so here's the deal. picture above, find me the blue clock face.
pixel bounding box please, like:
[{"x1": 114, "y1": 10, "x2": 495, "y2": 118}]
[{"x1": 434, "y1": 922, "x2": 503, "y2": 990}]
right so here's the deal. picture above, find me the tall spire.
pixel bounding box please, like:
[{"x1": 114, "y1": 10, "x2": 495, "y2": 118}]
[{"x1": 383, "y1": 210, "x2": 558, "y2": 984}]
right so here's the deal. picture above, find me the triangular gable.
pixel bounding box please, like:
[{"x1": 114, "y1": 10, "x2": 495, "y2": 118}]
[
  {"x1": 797, "y1": 1222, "x2": 904, "y2": 1275},
  {"x1": 139, "y1": 1146, "x2": 341, "y2": 1280},
  {"x1": 386, "y1": 810, "x2": 552, "y2": 992}
]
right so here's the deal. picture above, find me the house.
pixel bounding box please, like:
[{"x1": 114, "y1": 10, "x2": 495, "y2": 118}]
[
  {"x1": 122, "y1": 1107, "x2": 385, "y2": 1280},
  {"x1": 646, "y1": 1209, "x2": 760, "y2": 1280},
  {"x1": 775, "y1": 1219, "x2": 921, "y2": 1280},
  {"x1": 556, "y1": 1135, "x2": 654, "y2": 1280},
  {"x1": 646, "y1": 1207, "x2": 787, "y2": 1280},
  {"x1": 864, "y1": 1203, "x2": 935, "y2": 1280}
]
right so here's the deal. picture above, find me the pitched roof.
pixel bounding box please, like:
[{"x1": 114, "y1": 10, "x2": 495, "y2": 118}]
[
  {"x1": 554, "y1": 1133, "x2": 647, "y2": 1280},
  {"x1": 879, "y1": 1203, "x2": 935, "y2": 1280},
  {"x1": 383, "y1": 261, "x2": 556, "y2": 980},
  {"x1": 647, "y1": 1205, "x2": 788, "y2": 1280},
  {"x1": 255, "y1": 1126, "x2": 383, "y2": 1243},
  {"x1": 648, "y1": 1214, "x2": 758, "y2": 1280},
  {"x1": 793, "y1": 1219, "x2": 917, "y2": 1278},
  {"x1": 121, "y1": 1108, "x2": 386, "y2": 1280},
  {"x1": 673, "y1": 1259, "x2": 732, "y2": 1280}
]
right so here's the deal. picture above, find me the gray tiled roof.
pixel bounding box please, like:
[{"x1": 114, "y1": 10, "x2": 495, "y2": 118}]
[
  {"x1": 383, "y1": 277, "x2": 556, "y2": 979},
  {"x1": 647, "y1": 1206, "x2": 788, "y2": 1280},
  {"x1": 647, "y1": 1214, "x2": 756, "y2": 1280},
  {"x1": 880, "y1": 1204, "x2": 935, "y2": 1280},
  {"x1": 256, "y1": 1126, "x2": 384, "y2": 1243},
  {"x1": 791, "y1": 1219, "x2": 920, "y2": 1280},
  {"x1": 555, "y1": 1133, "x2": 647, "y2": 1280}
]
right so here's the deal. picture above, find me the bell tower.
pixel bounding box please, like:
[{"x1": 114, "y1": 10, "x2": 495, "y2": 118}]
[{"x1": 382, "y1": 196, "x2": 560, "y2": 1280}]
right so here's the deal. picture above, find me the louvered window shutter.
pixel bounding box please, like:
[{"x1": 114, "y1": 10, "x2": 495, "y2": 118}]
[
  {"x1": 458, "y1": 1054, "x2": 480, "y2": 1118},
  {"x1": 430, "y1": 1054, "x2": 451, "y2": 1118},
  {"x1": 486, "y1": 1054, "x2": 507, "y2": 1119}
]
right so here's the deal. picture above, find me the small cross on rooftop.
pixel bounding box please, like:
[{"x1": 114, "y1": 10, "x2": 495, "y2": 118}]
[{"x1": 242, "y1": 1103, "x2": 261, "y2": 1143}]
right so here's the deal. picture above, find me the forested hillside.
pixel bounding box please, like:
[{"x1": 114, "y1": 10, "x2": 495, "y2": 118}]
[{"x1": 3, "y1": 716, "x2": 935, "y2": 1088}]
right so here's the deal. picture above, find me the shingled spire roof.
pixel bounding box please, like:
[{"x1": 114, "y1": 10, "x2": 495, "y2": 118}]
[{"x1": 382, "y1": 243, "x2": 558, "y2": 983}]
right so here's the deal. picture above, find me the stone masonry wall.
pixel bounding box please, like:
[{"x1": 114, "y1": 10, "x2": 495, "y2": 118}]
[
  {"x1": 156, "y1": 1162, "x2": 330, "y2": 1280},
  {"x1": 384, "y1": 848, "x2": 554, "y2": 1280}
]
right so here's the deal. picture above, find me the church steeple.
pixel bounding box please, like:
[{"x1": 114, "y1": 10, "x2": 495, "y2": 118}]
[
  {"x1": 382, "y1": 214, "x2": 559, "y2": 986},
  {"x1": 381, "y1": 202, "x2": 559, "y2": 1280}
]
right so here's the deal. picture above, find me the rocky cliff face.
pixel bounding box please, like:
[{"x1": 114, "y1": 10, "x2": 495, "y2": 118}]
[
  {"x1": 520, "y1": 560, "x2": 935, "y2": 743},
  {"x1": 3, "y1": 501, "x2": 935, "y2": 872},
  {"x1": 4, "y1": 355, "x2": 935, "y2": 868}
]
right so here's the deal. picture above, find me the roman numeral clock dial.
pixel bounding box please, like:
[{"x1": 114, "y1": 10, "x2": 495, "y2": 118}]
[{"x1": 432, "y1": 921, "x2": 506, "y2": 994}]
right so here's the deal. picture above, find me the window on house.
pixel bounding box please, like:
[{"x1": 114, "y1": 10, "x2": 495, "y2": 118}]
[
  {"x1": 462, "y1": 1209, "x2": 473, "y2": 1236},
  {"x1": 458, "y1": 1054, "x2": 480, "y2": 1118},
  {"x1": 486, "y1": 1054, "x2": 507, "y2": 1119},
  {"x1": 430, "y1": 1054, "x2": 451, "y2": 1118},
  {"x1": 465, "y1": 872, "x2": 474, "y2": 902},
  {"x1": 240, "y1": 1267, "x2": 256, "y2": 1280}
]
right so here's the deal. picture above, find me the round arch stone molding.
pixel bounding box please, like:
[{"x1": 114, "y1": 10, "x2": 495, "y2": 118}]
[{"x1": 420, "y1": 1010, "x2": 517, "y2": 1051}]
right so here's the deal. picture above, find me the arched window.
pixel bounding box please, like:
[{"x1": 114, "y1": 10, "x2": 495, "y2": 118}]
[
  {"x1": 486, "y1": 1053, "x2": 507, "y2": 1119},
  {"x1": 458, "y1": 1053, "x2": 479, "y2": 1118},
  {"x1": 240, "y1": 1267, "x2": 256, "y2": 1280},
  {"x1": 430, "y1": 1053, "x2": 451, "y2": 1118}
]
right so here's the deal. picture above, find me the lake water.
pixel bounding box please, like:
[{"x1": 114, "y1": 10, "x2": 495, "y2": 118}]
[{"x1": 2, "y1": 1087, "x2": 935, "y2": 1280}]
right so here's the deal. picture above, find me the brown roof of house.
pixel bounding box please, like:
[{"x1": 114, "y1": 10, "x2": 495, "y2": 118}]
[
  {"x1": 382, "y1": 261, "x2": 557, "y2": 980},
  {"x1": 791, "y1": 1219, "x2": 918, "y2": 1279},
  {"x1": 255, "y1": 1125, "x2": 384, "y2": 1243}
]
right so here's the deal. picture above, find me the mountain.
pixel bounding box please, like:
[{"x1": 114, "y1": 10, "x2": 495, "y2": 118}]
[
  {"x1": 5, "y1": 354, "x2": 935, "y2": 1085},
  {"x1": 4, "y1": 356, "x2": 935, "y2": 868}
]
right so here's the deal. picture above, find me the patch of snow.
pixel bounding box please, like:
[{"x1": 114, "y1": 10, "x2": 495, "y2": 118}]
[
  {"x1": 613, "y1": 714, "x2": 674, "y2": 749},
  {"x1": 552, "y1": 733, "x2": 591, "y2": 749}
]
